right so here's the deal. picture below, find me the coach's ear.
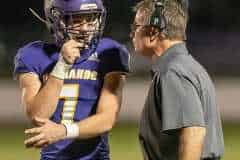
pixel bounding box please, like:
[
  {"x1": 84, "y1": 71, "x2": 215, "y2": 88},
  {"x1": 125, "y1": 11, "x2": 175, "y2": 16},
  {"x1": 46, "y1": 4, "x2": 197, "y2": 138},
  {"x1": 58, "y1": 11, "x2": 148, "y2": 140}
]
[{"x1": 148, "y1": 26, "x2": 161, "y2": 42}]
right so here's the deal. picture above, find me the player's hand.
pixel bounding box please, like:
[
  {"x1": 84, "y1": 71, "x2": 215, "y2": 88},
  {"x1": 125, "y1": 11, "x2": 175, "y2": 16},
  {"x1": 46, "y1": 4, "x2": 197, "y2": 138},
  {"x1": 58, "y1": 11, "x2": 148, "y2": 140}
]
[
  {"x1": 60, "y1": 39, "x2": 84, "y2": 64},
  {"x1": 24, "y1": 117, "x2": 66, "y2": 149}
]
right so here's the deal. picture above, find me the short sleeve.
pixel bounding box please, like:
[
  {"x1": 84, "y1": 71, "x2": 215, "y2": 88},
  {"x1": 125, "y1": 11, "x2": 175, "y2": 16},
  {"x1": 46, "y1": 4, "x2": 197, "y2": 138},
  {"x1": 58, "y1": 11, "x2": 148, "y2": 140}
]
[
  {"x1": 13, "y1": 41, "x2": 55, "y2": 80},
  {"x1": 99, "y1": 45, "x2": 130, "y2": 76},
  {"x1": 159, "y1": 70, "x2": 205, "y2": 131},
  {"x1": 13, "y1": 48, "x2": 39, "y2": 79}
]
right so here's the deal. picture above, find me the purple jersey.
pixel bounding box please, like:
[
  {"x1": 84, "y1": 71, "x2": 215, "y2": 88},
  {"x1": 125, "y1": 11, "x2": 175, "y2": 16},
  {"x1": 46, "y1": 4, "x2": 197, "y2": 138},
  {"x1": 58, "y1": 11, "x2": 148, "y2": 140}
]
[{"x1": 14, "y1": 38, "x2": 130, "y2": 160}]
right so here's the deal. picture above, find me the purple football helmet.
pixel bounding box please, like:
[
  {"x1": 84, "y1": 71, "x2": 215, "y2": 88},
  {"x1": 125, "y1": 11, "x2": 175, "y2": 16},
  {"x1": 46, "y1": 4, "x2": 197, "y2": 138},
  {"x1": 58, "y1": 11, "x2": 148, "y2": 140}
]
[{"x1": 44, "y1": 0, "x2": 106, "y2": 48}]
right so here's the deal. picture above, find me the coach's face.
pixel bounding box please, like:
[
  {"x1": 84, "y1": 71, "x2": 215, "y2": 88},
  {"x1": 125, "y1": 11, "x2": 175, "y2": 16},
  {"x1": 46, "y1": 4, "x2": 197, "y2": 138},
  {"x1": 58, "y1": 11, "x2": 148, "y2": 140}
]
[{"x1": 131, "y1": 9, "x2": 151, "y2": 56}]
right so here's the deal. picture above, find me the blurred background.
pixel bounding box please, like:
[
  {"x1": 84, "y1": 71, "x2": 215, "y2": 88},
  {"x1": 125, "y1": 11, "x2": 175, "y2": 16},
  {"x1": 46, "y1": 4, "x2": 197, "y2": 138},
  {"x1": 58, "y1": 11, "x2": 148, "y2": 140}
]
[{"x1": 0, "y1": 0, "x2": 239, "y2": 159}]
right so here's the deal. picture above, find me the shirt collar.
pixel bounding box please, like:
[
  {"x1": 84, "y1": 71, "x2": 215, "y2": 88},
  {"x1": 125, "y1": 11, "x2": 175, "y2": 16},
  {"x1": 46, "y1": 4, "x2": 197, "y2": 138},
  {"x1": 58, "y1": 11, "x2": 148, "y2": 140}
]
[{"x1": 151, "y1": 42, "x2": 188, "y2": 73}]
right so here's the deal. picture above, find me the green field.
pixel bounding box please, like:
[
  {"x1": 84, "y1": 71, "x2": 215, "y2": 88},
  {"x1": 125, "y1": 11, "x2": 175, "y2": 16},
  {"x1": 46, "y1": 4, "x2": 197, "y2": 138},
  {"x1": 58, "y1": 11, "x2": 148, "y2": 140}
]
[{"x1": 0, "y1": 123, "x2": 239, "y2": 160}]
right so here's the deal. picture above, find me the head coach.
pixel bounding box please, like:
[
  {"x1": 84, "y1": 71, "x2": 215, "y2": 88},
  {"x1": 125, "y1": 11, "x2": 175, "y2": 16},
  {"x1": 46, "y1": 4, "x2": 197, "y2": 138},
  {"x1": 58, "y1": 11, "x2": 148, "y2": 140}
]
[{"x1": 130, "y1": 0, "x2": 224, "y2": 160}]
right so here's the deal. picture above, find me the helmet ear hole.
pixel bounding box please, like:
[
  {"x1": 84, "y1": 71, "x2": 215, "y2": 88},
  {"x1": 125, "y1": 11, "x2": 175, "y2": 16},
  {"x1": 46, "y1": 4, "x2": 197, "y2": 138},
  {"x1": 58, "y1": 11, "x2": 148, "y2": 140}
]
[
  {"x1": 46, "y1": 18, "x2": 54, "y2": 33},
  {"x1": 49, "y1": 27, "x2": 54, "y2": 34}
]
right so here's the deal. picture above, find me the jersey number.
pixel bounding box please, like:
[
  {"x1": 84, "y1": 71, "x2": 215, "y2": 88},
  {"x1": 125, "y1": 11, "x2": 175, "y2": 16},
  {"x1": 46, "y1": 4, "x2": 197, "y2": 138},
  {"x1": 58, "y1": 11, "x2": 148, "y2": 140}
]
[{"x1": 59, "y1": 84, "x2": 79, "y2": 124}]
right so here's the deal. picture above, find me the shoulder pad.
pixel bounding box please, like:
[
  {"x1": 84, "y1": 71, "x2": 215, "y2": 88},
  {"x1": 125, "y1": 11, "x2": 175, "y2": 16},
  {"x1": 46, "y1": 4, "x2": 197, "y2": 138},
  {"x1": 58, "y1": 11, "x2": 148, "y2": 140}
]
[
  {"x1": 96, "y1": 38, "x2": 130, "y2": 75},
  {"x1": 97, "y1": 38, "x2": 129, "y2": 56},
  {"x1": 14, "y1": 41, "x2": 57, "y2": 77}
]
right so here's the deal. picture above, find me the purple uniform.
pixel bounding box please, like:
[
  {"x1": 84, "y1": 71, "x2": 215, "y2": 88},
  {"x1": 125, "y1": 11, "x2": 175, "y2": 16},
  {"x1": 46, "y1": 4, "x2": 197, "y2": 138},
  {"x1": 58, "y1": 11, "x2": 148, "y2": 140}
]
[{"x1": 14, "y1": 38, "x2": 130, "y2": 160}]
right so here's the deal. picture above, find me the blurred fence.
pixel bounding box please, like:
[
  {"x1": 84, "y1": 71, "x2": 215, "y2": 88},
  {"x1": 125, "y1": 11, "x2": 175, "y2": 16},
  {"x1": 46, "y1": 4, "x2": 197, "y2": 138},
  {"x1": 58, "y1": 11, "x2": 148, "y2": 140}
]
[{"x1": 0, "y1": 76, "x2": 239, "y2": 124}]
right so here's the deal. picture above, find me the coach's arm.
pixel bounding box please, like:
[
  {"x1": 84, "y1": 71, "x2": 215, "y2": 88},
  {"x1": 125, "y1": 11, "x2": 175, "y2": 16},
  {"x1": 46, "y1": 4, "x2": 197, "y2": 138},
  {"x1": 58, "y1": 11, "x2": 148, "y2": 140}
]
[{"x1": 179, "y1": 126, "x2": 206, "y2": 160}]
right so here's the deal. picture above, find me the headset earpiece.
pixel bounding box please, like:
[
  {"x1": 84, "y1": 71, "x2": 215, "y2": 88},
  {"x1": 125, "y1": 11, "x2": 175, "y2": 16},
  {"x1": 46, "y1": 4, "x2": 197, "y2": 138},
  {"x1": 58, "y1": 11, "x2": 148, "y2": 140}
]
[{"x1": 149, "y1": 0, "x2": 166, "y2": 30}]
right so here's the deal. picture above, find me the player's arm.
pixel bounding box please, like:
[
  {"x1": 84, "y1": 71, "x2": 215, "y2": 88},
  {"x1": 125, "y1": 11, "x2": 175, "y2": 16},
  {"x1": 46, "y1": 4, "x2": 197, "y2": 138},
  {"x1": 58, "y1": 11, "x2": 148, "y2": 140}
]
[
  {"x1": 178, "y1": 126, "x2": 206, "y2": 160},
  {"x1": 19, "y1": 40, "x2": 82, "y2": 121},
  {"x1": 19, "y1": 73, "x2": 64, "y2": 121},
  {"x1": 74, "y1": 72, "x2": 126, "y2": 139},
  {"x1": 24, "y1": 72, "x2": 126, "y2": 148}
]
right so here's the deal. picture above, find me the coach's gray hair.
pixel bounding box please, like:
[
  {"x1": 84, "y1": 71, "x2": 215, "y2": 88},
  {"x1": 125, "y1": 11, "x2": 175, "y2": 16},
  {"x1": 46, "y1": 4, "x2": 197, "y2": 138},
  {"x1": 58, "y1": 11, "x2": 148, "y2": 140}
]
[{"x1": 134, "y1": 0, "x2": 189, "y2": 40}]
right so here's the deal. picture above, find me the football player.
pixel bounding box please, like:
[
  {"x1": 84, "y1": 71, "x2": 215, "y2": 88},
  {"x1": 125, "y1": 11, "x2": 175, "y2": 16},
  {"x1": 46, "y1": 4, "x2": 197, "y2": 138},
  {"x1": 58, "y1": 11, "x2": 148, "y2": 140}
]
[{"x1": 14, "y1": 0, "x2": 130, "y2": 159}]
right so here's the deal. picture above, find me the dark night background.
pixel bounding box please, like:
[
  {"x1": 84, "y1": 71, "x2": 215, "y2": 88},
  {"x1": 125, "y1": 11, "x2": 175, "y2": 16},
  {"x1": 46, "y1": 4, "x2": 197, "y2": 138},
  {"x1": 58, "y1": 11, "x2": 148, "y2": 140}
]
[
  {"x1": 0, "y1": 0, "x2": 240, "y2": 77},
  {"x1": 0, "y1": 2, "x2": 240, "y2": 159}
]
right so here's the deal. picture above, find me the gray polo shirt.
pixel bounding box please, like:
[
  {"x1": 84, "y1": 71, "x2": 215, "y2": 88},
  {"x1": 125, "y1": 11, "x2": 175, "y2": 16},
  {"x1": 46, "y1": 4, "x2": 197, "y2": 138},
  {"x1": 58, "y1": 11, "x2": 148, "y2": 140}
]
[{"x1": 139, "y1": 43, "x2": 224, "y2": 160}]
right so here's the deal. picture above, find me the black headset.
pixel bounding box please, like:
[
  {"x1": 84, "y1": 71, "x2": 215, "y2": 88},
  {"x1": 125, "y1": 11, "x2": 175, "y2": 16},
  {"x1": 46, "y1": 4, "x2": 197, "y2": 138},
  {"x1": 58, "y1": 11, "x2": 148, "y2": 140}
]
[{"x1": 149, "y1": 0, "x2": 166, "y2": 31}]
